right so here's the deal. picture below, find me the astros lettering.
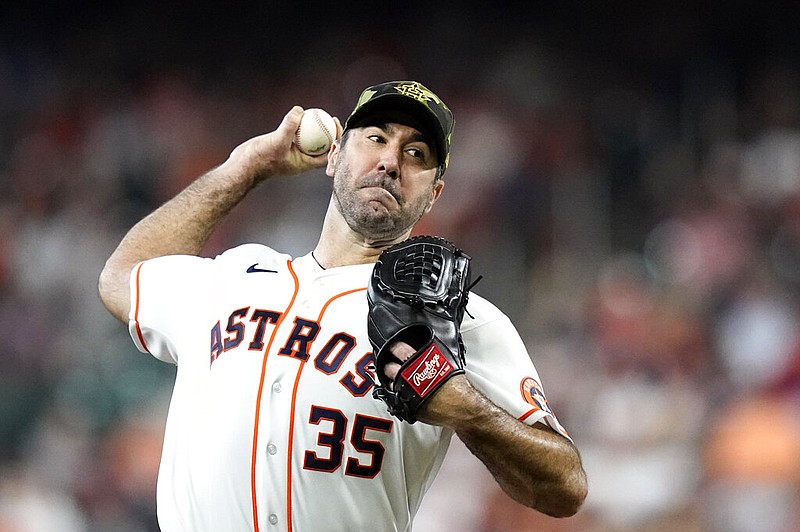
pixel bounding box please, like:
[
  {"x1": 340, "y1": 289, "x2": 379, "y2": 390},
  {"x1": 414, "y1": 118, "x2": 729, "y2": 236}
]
[{"x1": 209, "y1": 305, "x2": 376, "y2": 397}]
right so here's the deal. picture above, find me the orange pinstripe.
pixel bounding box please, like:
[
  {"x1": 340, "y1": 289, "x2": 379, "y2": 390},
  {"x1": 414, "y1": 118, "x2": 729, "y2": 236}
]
[
  {"x1": 135, "y1": 257, "x2": 371, "y2": 529},
  {"x1": 284, "y1": 286, "x2": 367, "y2": 532},
  {"x1": 251, "y1": 260, "x2": 300, "y2": 532}
]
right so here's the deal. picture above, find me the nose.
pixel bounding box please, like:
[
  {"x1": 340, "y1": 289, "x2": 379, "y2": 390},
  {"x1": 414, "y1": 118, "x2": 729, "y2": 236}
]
[{"x1": 377, "y1": 146, "x2": 400, "y2": 179}]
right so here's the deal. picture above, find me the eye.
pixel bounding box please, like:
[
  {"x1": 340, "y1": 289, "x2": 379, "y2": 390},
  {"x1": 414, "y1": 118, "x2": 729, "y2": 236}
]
[
  {"x1": 406, "y1": 147, "x2": 424, "y2": 159},
  {"x1": 362, "y1": 127, "x2": 387, "y2": 143}
]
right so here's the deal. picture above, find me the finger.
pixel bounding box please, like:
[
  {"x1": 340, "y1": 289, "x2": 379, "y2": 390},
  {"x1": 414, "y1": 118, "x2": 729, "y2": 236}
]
[
  {"x1": 384, "y1": 361, "x2": 401, "y2": 383},
  {"x1": 388, "y1": 341, "x2": 416, "y2": 362},
  {"x1": 384, "y1": 342, "x2": 415, "y2": 388},
  {"x1": 277, "y1": 106, "x2": 305, "y2": 141}
]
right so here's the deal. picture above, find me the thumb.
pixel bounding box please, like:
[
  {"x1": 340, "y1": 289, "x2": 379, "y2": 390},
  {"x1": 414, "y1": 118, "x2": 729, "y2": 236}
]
[{"x1": 276, "y1": 106, "x2": 305, "y2": 142}]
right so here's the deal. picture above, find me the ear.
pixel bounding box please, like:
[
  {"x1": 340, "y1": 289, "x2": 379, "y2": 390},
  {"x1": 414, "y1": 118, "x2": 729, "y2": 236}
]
[
  {"x1": 325, "y1": 140, "x2": 340, "y2": 177},
  {"x1": 424, "y1": 179, "x2": 445, "y2": 213}
]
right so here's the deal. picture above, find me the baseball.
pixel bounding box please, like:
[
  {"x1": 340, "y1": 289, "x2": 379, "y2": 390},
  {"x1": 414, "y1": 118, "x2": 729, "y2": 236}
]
[{"x1": 295, "y1": 108, "x2": 337, "y2": 156}]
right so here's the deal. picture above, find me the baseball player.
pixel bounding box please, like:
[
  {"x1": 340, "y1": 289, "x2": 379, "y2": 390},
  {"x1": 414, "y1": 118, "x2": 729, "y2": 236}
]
[{"x1": 98, "y1": 81, "x2": 587, "y2": 531}]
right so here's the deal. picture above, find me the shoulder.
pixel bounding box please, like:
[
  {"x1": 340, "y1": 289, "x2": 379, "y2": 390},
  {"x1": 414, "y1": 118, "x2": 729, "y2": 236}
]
[
  {"x1": 138, "y1": 244, "x2": 293, "y2": 280},
  {"x1": 198, "y1": 243, "x2": 295, "y2": 275},
  {"x1": 215, "y1": 243, "x2": 293, "y2": 265},
  {"x1": 462, "y1": 291, "x2": 511, "y2": 332}
]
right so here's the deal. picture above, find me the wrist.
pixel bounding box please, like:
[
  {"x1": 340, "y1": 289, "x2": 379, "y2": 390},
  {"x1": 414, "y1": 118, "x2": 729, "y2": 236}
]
[
  {"x1": 223, "y1": 139, "x2": 276, "y2": 187},
  {"x1": 417, "y1": 375, "x2": 487, "y2": 429}
]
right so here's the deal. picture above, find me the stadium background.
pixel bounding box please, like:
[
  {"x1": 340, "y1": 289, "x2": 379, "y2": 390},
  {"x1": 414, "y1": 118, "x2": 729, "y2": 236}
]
[{"x1": 1, "y1": 2, "x2": 799, "y2": 530}]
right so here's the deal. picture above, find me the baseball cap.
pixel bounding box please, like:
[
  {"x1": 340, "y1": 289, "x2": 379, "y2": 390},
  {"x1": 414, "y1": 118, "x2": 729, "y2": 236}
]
[{"x1": 344, "y1": 81, "x2": 454, "y2": 174}]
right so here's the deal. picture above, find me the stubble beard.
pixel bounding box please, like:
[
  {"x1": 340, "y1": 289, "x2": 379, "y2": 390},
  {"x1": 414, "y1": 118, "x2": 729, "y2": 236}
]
[{"x1": 332, "y1": 158, "x2": 433, "y2": 242}]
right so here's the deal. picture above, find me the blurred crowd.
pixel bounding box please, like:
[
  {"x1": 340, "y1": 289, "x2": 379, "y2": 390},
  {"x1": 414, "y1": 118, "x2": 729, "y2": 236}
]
[{"x1": 2, "y1": 10, "x2": 800, "y2": 532}]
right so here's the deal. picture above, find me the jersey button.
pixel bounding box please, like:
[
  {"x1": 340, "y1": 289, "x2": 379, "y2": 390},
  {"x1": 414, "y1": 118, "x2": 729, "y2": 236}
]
[
  {"x1": 272, "y1": 382, "x2": 282, "y2": 393},
  {"x1": 267, "y1": 443, "x2": 278, "y2": 455},
  {"x1": 268, "y1": 514, "x2": 278, "y2": 525}
]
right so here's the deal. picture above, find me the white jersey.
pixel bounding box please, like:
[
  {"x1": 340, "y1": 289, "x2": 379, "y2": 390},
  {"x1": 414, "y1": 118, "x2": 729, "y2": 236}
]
[{"x1": 128, "y1": 243, "x2": 570, "y2": 532}]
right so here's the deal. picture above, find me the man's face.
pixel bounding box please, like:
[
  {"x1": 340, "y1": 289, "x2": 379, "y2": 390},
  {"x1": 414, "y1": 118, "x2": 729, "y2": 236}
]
[{"x1": 326, "y1": 122, "x2": 444, "y2": 242}]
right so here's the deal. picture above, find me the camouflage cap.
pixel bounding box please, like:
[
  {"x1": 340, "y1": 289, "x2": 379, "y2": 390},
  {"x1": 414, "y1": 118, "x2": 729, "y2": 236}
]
[{"x1": 344, "y1": 81, "x2": 454, "y2": 174}]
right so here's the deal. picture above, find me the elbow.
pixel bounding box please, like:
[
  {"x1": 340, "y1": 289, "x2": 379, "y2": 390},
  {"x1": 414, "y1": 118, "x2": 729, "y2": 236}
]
[
  {"x1": 97, "y1": 262, "x2": 131, "y2": 323},
  {"x1": 539, "y1": 467, "x2": 589, "y2": 518},
  {"x1": 546, "y1": 470, "x2": 588, "y2": 518},
  {"x1": 97, "y1": 265, "x2": 116, "y2": 310},
  {"x1": 516, "y1": 464, "x2": 588, "y2": 519}
]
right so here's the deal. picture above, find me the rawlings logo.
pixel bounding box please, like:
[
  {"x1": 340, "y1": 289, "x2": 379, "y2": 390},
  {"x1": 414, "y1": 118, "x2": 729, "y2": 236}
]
[
  {"x1": 402, "y1": 344, "x2": 452, "y2": 397},
  {"x1": 412, "y1": 352, "x2": 442, "y2": 387}
]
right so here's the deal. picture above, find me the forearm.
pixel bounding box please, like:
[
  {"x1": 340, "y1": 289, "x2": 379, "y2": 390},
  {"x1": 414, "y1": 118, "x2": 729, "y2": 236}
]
[
  {"x1": 421, "y1": 377, "x2": 588, "y2": 517},
  {"x1": 98, "y1": 106, "x2": 333, "y2": 323},
  {"x1": 127, "y1": 162, "x2": 255, "y2": 253}
]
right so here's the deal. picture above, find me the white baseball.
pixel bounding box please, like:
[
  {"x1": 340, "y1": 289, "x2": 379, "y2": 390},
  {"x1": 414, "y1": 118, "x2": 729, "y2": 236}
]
[{"x1": 295, "y1": 108, "x2": 337, "y2": 156}]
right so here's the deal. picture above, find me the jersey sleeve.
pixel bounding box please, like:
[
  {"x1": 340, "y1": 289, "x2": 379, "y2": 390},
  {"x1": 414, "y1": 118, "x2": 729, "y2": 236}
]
[
  {"x1": 128, "y1": 253, "x2": 216, "y2": 364},
  {"x1": 128, "y1": 244, "x2": 293, "y2": 365},
  {"x1": 461, "y1": 294, "x2": 572, "y2": 441}
]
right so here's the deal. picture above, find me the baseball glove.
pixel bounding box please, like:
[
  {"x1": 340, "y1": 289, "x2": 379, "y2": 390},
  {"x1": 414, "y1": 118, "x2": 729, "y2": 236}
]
[{"x1": 367, "y1": 235, "x2": 474, "y2": 423}]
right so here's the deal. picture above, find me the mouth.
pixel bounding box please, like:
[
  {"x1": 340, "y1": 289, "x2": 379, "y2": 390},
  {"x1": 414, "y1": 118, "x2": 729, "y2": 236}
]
[{"x1": 359, "y1": 183, "x2": 401, "y2": 206}]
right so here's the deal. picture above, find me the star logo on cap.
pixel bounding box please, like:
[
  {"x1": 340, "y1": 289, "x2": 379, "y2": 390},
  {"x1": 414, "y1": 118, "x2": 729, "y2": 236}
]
[{"x1": 393, "y1": 82, "x2": 441, "y2": 108}]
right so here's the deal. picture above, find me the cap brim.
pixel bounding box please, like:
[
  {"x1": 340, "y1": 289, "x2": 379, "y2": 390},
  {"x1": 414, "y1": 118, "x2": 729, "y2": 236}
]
[{"x1": 345, "y1": 95, "x2": 446, "y2": 167}]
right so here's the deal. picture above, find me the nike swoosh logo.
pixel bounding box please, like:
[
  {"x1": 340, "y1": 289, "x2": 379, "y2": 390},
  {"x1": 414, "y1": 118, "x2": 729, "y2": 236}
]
[{"x1": 246, "y1": 263, "x2": 278, "y2": 274}]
